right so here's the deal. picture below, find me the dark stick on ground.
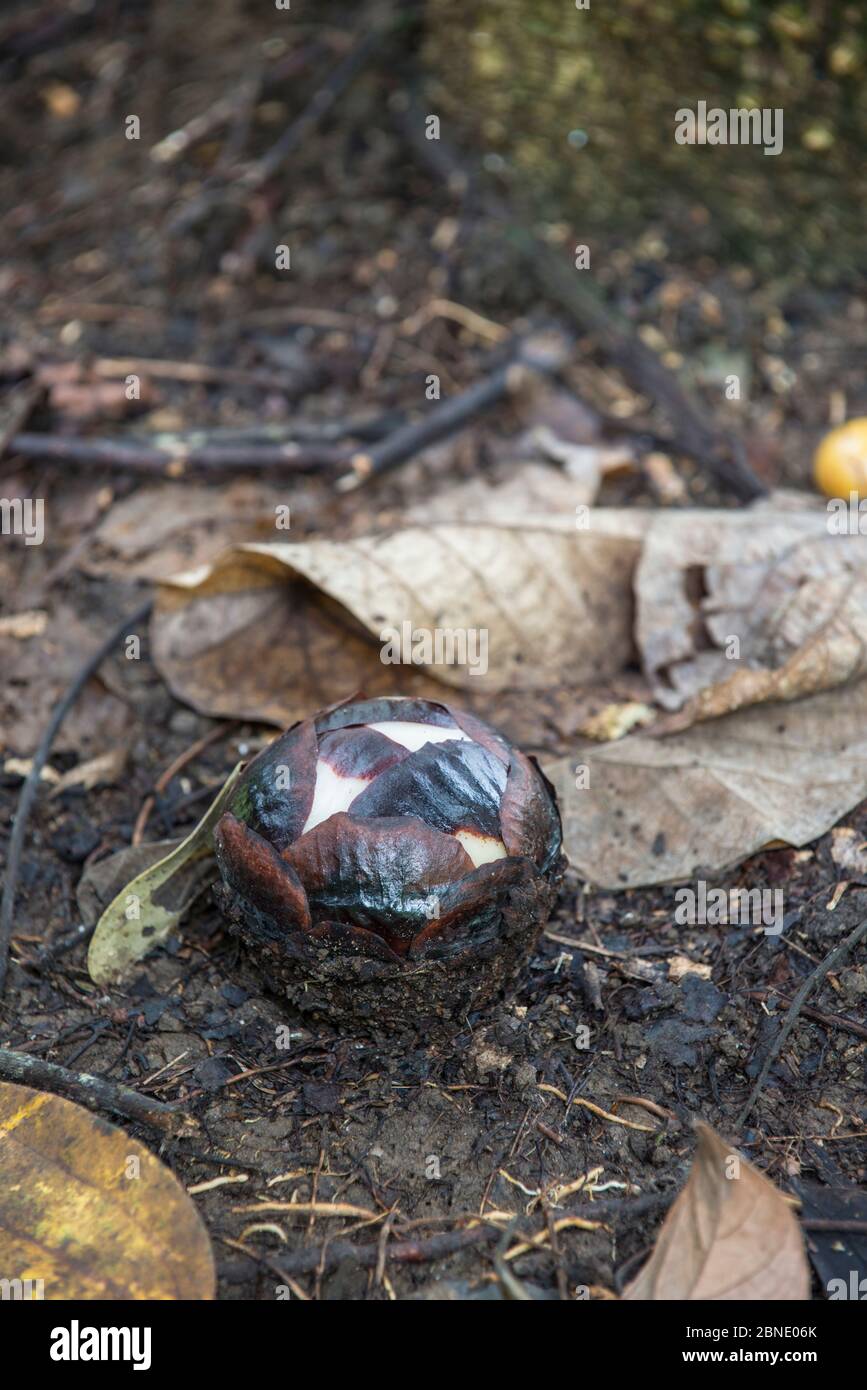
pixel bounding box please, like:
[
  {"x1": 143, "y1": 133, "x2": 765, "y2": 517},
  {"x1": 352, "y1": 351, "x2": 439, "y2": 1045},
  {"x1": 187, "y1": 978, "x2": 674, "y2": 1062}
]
[
  {"x1": 6, "y1": 432, "x2": 350, "y2": 477},
  {"x1": 0, "y1": 1046, "x2": 193, "y2": 1135},
  {"x1": 801, "y1": 1219, "x2": 867, "y2": 1234},
  {"x1": 265, "y1": 1191, "x2": 672, "y2": 1281},
  {"x1": 272, "y1": 1225, "x2": 499, "y2": 1280},
  {"x1": 0, "y1": 598, "x2": 153, "y2": 998},
  {"x1": 746, "y1": 988, "x2": 867, "y2": 1043},
  {"x1": 394, "y1": 87, "x2": 767, "y2": 504},
  {"x1": 243, "y1": 19, "x2": 392, "y2": 190},
  {"x1": 337, "y1": 328, "x2": 571, "y2": 490},
  {"x1": 737, "y1": 915, "x2": 867, "y2": 1129},
  {"x1": 25, "y1": 922, "x2": 93, "y2": 971},
  {"x1": 129, "y1": 410, "x2": 406, "y2": 447}
]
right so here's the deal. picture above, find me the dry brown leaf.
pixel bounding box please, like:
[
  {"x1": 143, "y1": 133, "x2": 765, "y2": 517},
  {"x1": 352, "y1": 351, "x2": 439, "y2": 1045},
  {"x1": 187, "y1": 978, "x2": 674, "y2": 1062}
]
[
  {"x1": 404, "y1": 458, "x2": 638, "y2": 525},
  {"x1": 545, "y1": 679, "x2": 867, "y2": 888},
  {"x1": 0, "y1": 1081, "x2": 215, "y2": 1299},
  {"x1": 634, "y1": 502, "x2": 867, "y2": 722},
  {"x1": 86, "y1": 480, "x2": 315, "y2": 582},
  {"x1": 146, "y1": 498, "x2": 867, "y2": 777},
  {"x1": 623, "y1": 1122, "x2": 809, "y2": 1300}
]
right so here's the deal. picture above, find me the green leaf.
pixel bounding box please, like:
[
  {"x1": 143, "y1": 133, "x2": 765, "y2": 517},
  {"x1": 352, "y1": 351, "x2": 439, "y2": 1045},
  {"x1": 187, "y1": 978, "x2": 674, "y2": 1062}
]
[{"x1": 87, "y1": 763, "x2": 243, "y2": 986}]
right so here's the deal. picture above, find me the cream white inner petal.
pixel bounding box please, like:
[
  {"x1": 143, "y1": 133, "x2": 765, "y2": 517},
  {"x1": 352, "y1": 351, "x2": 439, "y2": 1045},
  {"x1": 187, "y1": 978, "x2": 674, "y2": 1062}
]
[
  {"x1": 302, "y1": 760, "x2": 371, "y2": 833},
  {"x1": 454, "y1": 830, "x2": 508, "y2": 867},
  {"x1": 365, "y1": 720, "x2": 471, "y2": 752}
]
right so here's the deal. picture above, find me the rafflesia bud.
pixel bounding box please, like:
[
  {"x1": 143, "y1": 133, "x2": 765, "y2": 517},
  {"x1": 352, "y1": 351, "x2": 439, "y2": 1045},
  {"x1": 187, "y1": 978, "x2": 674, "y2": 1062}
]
[{"x1": 214, "y1": 696, "x2": 565, "y2": 1034}]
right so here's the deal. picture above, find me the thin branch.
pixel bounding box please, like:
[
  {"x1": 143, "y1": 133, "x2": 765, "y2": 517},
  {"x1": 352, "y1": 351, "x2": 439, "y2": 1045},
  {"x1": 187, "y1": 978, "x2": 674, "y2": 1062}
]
[
  {"x1": 745, "y1": 988, "x2": 867, "y2": 1043},
  {"x1": 242, "y1": 20, "x2": 391, "y2": 191},
  {"x1": 337, "y1": 328, "x2": 571, "y2": 490},
  {"x1": 273, "y1": 1225, "x2": 499, "y2": 1279},
  {"x1": 89, "y1": 355, "x2": 315, "y2": 393},
  {"x1": 267, "y1": 1191, "x2": 672, "y2": 1280},
  {"x1": 7, "y1": 432, "x2": 348, "y2": 476},
  {"x1": 168, "y1": 6, "x2": 395, "y2": 237},
  {"x1": 737, "y1": 916, "x2": 867, "y2": 1128},
  {"x1": 0, "y1": 599, "x2": 153, "y2": 997},
  {"x1": 0, "y1": 1046, "x2": 193, "y2": 1135}
]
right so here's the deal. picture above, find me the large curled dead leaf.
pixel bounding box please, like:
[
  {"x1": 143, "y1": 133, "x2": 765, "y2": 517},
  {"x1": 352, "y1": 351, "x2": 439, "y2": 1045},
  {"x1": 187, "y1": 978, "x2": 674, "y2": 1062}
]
[
  {"x1": 87, "y1": 764, "x2": 242, "y2": 986},
  {"x1": 0, "y1": 1081, "x2": 214, "y2": 1299},
  {"x1": 545, "y1": 679, "x2": 867, "y2": 888},
  {"x1": 153, "y1": 526, "x2": 637, "y2": 696},
  {"x1": 149, "y1": 521, "x2": 644, "y2": 755},
  {"x1": 623, "y1": 1122, "x2": 809, "y2": 1300}
]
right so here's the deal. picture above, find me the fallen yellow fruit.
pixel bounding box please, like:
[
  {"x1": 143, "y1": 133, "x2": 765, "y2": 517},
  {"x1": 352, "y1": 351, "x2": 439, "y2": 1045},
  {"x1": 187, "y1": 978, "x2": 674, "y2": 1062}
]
[{"x1": 814, "y1": 418, "x2": 867, "y2": 499}]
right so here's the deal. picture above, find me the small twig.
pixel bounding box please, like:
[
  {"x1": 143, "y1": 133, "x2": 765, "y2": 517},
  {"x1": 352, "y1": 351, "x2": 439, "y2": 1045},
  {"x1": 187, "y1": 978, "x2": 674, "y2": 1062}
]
[
  {"x1": 242, "y1": 20, "x2": 391, "y2": 192},
  {"x1": 0, "y1": 599, "x2": 152, "y2": 997},
  {"x1": 132, "y1": 720, "x2": 237, "y2": 846},
  {"x1": 494, "y1": 1219, "x2": 534, "y2": 1300},
  {"x1": 89, "y1": 355, "x2": 311, "y2": 393},
  {"x1": 7, "y1": 432, "x2": 348, "y2": 477},
  {"x1": 737, "y1": 916, "x2": 867, "y2": 1128},
  {"x1": 535, "y1": 1119, "x2": 564, "y2": 1146},
  {"x1": 24, "y1": 921, "x2": 92, "y2": 970},
  {"x1": 745, "y1": 987, "x2": 867, "y2": 1043},
  {"x1": 168, "y1": 9, "x2": 394, "y2": 237},
  {"x1": 337, "y1": 329, "x2": 571, "y2": 490},
  {"x1": 337, "y1": 361, "x2": 519, "y2": 490},
  {"x1": 544, "y1": 930, "x2": 673, "y2": 959},
  {"x1": 128, "y1": 411, "x2": 405, "y2": 448},
  {"x1": 801, "y1": 1219, "x2": 867, "y2": 1234},
  {"x1": 150, "y1": 73, "x2": 263, "y2": 166},
  {"x1": 538, "y1": 1083, "x2": 657, "y2": 1132},
  {"x1": 0, "y1": 1046, "x2": 193, "y2": 1135},
  {"x1": 271, "y1": 1223, "x2": 500, "y2": 1279}
]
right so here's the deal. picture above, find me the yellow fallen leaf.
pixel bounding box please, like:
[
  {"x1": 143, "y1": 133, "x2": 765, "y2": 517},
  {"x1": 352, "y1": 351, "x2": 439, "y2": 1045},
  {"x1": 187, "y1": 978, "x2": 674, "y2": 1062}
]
[{"x1": 0, "y1": 1082, "x2": 215, "y2": 1299}]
